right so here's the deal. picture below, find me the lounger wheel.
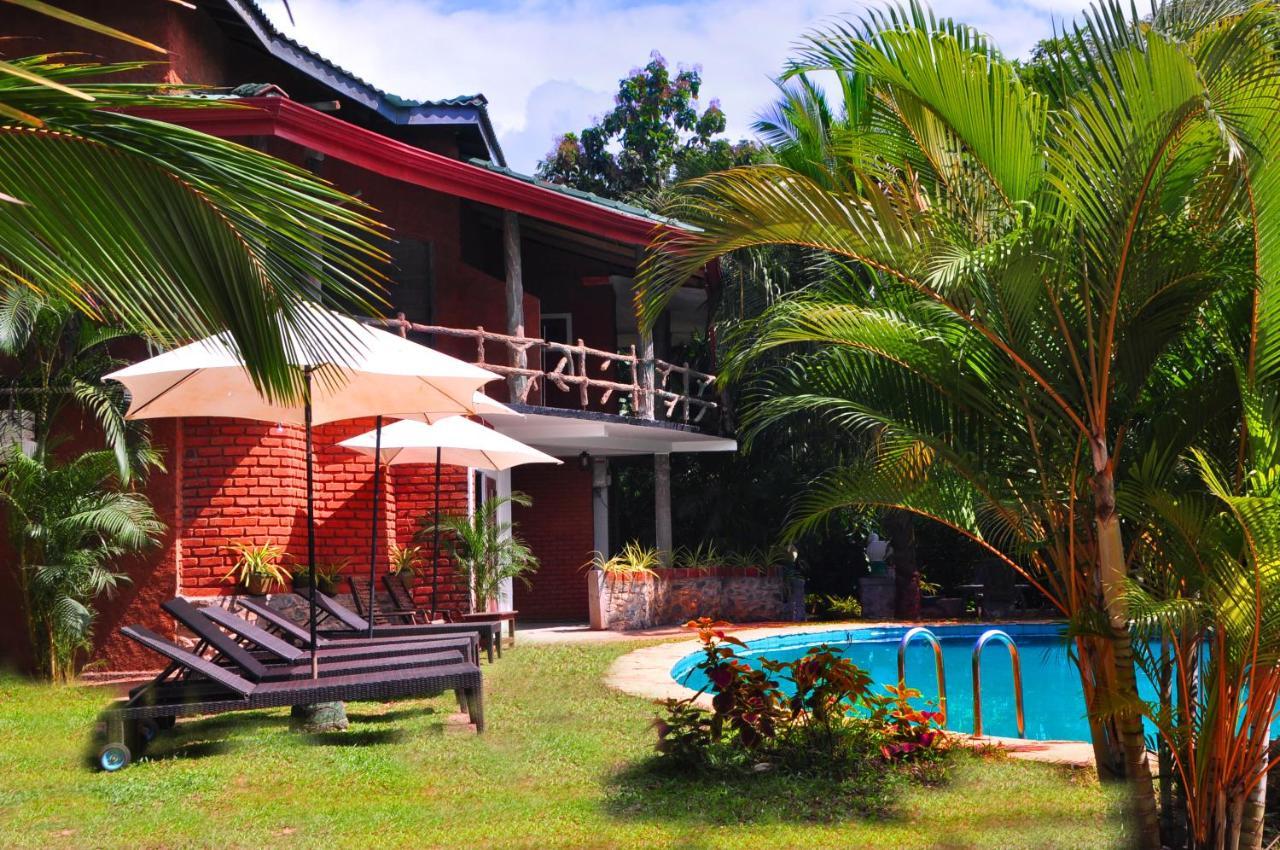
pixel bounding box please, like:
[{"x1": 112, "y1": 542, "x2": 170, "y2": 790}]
[
  {"x1": 137, "y1": 718, "x2": 160, "y2": 744},
  {"x1": 97, "y1": 742, "x2": 131, "y2": 772}
]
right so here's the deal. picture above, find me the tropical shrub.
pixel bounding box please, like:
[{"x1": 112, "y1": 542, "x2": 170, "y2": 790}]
[
  {"x1": 418, "y1": 493, "x2": 538, "y2": 611},
  {"x1": 586, "y1": 540, "x2": 662, "y2": 578},
  {"x1": 655, "y1": 618, "x2": 946, "y2": 778},
  {"x1": 0, "y1": 447, "x2": 162, "y2": 681}
]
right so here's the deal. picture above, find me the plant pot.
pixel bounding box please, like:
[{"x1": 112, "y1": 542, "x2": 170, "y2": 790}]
[
  {"x1": 316, "y1": 578, "x2": 340, "y2": 596},
  {"x1": 242, "y1": 575, "x2": 278, "y2": 596}
]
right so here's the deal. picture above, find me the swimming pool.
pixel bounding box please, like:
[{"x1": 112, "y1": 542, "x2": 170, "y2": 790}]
[{"x1": 670, "y1": 623, "x2": 1113, "y2": 741}]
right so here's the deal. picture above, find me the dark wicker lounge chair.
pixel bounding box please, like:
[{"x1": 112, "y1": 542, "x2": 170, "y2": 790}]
[
  {"x1": 96, "y1": 625, "x2": 483, "y2": 771},
  {"x1": 382, "y1": 573, "x2": 449, "y2": 622},
  {"x1": 235, "y1": 596, "x2": 494, "y2": 662},
  {"x1": 347, "y1": 576, "x2": 420, "y2": 625},
  {"x1": 298, "y1": 588, "x2": 503, "y2": 661},
  {"x1": 198, "y1": 601, "x2": 479, "y2": 665},
  {"x1": 382, "y1": 573, "x2": 518, "y2": 644},
  {"x1": 162, "y1": 599, "x2": 469, "y2": 680}
]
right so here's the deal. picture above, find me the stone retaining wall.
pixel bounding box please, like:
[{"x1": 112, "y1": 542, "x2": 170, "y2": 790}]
[{"x1": 588, "y1": 567, "x2": 803, "y2": 630}]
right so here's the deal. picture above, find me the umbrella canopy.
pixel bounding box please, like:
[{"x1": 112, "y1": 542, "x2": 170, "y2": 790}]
[
  {"x1": 106, "y1": 305, "x2": 498, "y2": 424},
  {"x1": 339, "y1": 417, "x2": 560, "y2": 470},
  {"x1": 340, "y1": 416, "x2": 559, "y2": 617}
]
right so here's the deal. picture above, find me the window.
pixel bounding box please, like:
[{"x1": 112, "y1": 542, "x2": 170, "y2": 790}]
[
  {"x1": 540, "y1": 313, "x2": 573, "y2": 373},
  {"x1": 386, "y1": 238, "x2": 435, "y2": 326}
]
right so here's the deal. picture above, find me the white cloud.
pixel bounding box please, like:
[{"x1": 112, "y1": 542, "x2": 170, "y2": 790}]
[{"x1": 255, "y1": 0, "x2": 1077, "y2": 171}]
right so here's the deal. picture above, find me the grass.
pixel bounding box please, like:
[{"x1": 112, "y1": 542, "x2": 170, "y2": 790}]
[{"x1": 0, "y1": 639, "x2": 1130, "y2": 849}]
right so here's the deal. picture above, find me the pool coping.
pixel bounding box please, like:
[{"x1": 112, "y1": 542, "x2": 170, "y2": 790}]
[{"x1": 604, "y1": 620, "x2": 1097, "y2": 769}]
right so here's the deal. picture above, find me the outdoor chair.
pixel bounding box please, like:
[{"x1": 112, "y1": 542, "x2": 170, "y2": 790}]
[
  {"x1": 347, "y1": 576, "x2": 421, "y2": 625},
  {"x1": 382, "y1": 573, "x2": 449, "y2": 623},
  {"x1": 198, "y1": 601, "x2": 479, "y2": 665},
  {"x1": 972, "y1": 560, "x2": 1027, "y2": 619},
  {"x1": 233, "y1": 597, "x2": 489, "y2": 663},
  {"x1": 297, "y1": 588, "x2": 503, "y2": 661},
  {"x1": 162, "y1": 598, "x2": 471, "y2": 680},
  {"x1": 96, "y1": 624, "x2": 483, "y2": 772}
]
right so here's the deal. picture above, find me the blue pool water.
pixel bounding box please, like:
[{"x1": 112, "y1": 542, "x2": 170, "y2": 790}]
[{"x1": 670, "y1": 623, "x2": 1125, "y2": 741}]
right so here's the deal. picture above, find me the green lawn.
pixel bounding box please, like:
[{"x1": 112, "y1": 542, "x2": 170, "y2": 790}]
[{"x1": 0, "y1": 640, "x2": 1130, "y2": 849}]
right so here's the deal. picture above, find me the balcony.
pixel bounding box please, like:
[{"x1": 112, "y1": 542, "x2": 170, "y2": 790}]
[{"x1": 372, "y1": 316, "x2": 721, "y2": 429}]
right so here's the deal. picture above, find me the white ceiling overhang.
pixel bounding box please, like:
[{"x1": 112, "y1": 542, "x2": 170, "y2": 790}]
[{"x1": 482, "y1": 406, "x2": 737, "y2": 458}]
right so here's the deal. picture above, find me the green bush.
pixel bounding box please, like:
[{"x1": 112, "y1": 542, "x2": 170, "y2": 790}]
[{"x1": 654, "y1": 618, "x2": 947, "y2": 787}]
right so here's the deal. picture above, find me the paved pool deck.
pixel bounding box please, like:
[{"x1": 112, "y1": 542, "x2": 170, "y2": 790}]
[{"x1": 524, "y1": 619, "x2": 1099, "y2": 769}]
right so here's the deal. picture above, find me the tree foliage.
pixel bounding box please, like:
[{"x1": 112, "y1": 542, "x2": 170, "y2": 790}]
[
  {"x1": 536, "y1": 51, "x2": 759, "y2": 200},
  {"x1": 0, "y1": 8, "x2": 389, "y2": 403},
  {"x1": 639, "y1": 2, "x2": 1280, "y2": 846}
]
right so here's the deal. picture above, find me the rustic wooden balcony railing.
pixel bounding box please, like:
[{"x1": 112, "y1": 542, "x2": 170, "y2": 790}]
[{"x1": 370, "y1": 315, "x2": 719, "y2": 425}]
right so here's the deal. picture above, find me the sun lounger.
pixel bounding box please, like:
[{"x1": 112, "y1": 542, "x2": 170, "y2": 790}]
[
  {"x1": 382, "y1": 573, "x2": 452, "y2": 622},
  {"x1": 234, "y1": 596, "x2": 493, "y2": 662},
  {"x1": 197, "y1": 601, "x2": 479, "y2": 665},
  {"x1": 298, "y1": 589, "x2": 502, "y2": 662},
  {"x1": 161, "y1": 598, "x2": 469, "y2": 680},
  {"x1": 96, "y1": 624, "x2": 483, "y2": 772},
  {"x1": 347, "y1": 576, "x2": 420, "y2": 625}
]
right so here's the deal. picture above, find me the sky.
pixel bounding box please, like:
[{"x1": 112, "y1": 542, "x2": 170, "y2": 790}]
[{"x1": 256, "y1": 0, "x2": 1087, "y2": 173}]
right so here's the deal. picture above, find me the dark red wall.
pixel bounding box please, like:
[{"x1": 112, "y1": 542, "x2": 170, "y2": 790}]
[{"x1": 511, "y1": 464, "x2": 593, "y2": 621}]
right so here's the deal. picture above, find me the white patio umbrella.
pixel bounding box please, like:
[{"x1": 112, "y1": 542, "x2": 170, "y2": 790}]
[
  {"x1": 105, "y1": 305, "x2": 500, "y2": 673},
  {"x1": 339, "y1": 416, "x2": 560, "y2": 614}
]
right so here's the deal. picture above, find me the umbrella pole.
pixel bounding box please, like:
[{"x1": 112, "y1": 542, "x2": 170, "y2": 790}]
[
  {"x1": 305, "y1": 369, "x2": 319, "y2": 679},
  {"x1": 368, "y1": 415, "x2": 382, "y2": 638},
  {"x1": 430, "y1": 445, "x2": 442, "y2": 617}
]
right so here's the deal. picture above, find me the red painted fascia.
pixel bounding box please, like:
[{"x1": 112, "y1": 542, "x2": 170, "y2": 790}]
[{"x1": 135, "y1": 98, "x2": 671, "y2": 246}]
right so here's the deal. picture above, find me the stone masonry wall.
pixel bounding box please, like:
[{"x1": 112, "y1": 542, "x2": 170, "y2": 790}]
[{"x1": 595, "y1": 567, "x2": 798, "y2": 630}]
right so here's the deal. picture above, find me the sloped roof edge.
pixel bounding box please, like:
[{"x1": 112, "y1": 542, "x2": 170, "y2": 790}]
[{"x1": 215, "y1": 0, "x2": 506, "y2": 165}]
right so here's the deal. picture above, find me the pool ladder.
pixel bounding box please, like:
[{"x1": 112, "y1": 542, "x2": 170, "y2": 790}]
[
  {"x1": 897, "y1": 626, "x2": 948, "y2": 723},
  {"x1": 972, "y1": 629, "x2": 1025, "y2": 739},
  {"x1": 896, "y1": 627, "x2": 1026, "y2": 739}
]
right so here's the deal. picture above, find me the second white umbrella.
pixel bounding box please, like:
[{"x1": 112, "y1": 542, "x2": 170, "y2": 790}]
[{"x1": 340, "y1": 417, "x2": 561, "y2": 615}]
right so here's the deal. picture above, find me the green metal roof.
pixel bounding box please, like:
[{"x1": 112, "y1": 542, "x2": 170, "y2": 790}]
[
  {"x1": 466, "y1": 159, "x2": 691, "y2": 230},
  {"x1": 213, "y1": 0, "x2": 504, "y2": 164}
]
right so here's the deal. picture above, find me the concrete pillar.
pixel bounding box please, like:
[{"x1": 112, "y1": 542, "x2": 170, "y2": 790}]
[
  {"x1": 654, "y1": 452, "x2": 672, "y2": 567},
  {"x1": 503, "y1": 210, "x2": 527, "y2": 401},
  {"x1": 591, "y1": 457, "x2": 610, "y2": 559}
]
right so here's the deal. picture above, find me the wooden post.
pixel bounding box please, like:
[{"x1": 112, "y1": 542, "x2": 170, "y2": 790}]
[
  {"x1": 503, "y1": 210, "x2": 528, "y2": 400},
  {"x1": 633, "y1": 246, "x2": 656, "y2": 420},
  {"x1": 654, "y1": 453, "x2": 672, "y2": 567},
  {"x1": 576, "y1": 339, "x2": 588, "y2": 409},
  {"x1": 639, "y1": 330, "x2": 655, "y2": 420}
]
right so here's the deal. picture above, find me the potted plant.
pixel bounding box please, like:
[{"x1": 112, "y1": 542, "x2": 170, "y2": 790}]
[
  {"x1": 223, "y1": 542, "x2": 289, "y2": 595},
  {"x1": 291, "y1": 559, "x2": 346, "y2": 595},
  {"x1": 388, "y1": 543, "x2": 423, "y2": 578},
  {"x1": 417, "y1": 492, "x2": 538, "y2": 613}
]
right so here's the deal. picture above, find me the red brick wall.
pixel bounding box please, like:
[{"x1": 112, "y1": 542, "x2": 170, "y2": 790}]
[
  {"x1": 512, "y1": 464, "x2": 593, "y2": 621},
  {"x1": 174, "y1": 416, "x2": 470, "y2": 607},
  {"x1": 393, "y1": 463, "x2": 470, "y2": 614}
]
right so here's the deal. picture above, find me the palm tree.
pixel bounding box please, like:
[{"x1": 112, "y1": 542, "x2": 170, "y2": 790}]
[
  {"x1": 0, "y1": 5, "x2": 388, "y2": 402},
  {"x1": 418, "y1": 493, "x2": 538, "y2": 613},
  {"x1": 0, "y1": 289, "x2": 144, "y2": 477},
  {"x1": 0, "y1": 446, "x2": 162, "y2": 680},
  {"x1": 638, "y1": 3, "x2": 1280, "y2": 844}
]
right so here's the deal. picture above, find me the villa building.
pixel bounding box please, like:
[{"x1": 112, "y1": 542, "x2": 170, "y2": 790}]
[{"x1": 3, "y1": 0, "x2": 734, "y2": 670}]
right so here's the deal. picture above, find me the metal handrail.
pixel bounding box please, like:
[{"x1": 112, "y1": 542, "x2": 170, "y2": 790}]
[
  {"x1": 897, "y1": 627, "x2": 947, "y2": 723},
  {"x1": 971, "y1": 629, "x2": 1025, "y2": 738}
]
